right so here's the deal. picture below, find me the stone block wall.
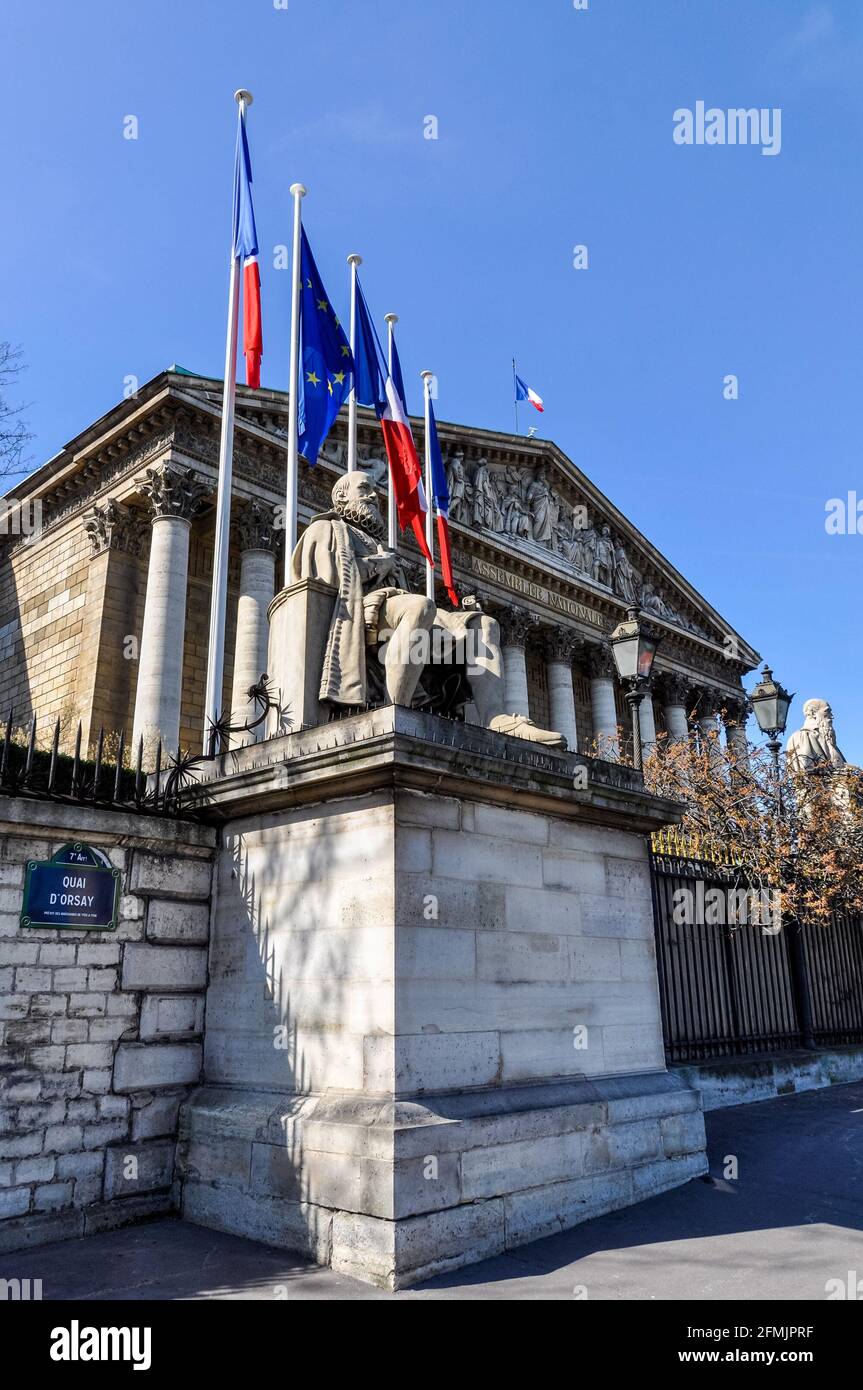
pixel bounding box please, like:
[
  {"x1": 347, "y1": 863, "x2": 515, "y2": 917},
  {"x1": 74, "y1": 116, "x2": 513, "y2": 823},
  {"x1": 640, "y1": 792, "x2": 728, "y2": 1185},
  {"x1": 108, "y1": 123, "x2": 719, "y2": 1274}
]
[
  {"x1": 203, "y1": 786, "x2": 665, "y2": 1099},
  {"x1": 0, "y1": 515, "x2": 94, "y2": 734},
  {"x1": 0, "y1": 796, "x2": 214, "y2": 1253},
  {"x1": 392, "y1": 789, "x2": 665, "y2": 1090}
]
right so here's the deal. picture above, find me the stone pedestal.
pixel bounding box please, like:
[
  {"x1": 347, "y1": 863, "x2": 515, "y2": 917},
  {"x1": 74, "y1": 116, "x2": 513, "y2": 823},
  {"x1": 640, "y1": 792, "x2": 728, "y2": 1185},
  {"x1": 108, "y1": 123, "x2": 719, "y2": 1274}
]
[
  {"x1": 266, "y1": 578, "x2": 337, "y2": 733},
  {"x1": 179, "y1": 709, "x2": 706, "y2": 1289}
]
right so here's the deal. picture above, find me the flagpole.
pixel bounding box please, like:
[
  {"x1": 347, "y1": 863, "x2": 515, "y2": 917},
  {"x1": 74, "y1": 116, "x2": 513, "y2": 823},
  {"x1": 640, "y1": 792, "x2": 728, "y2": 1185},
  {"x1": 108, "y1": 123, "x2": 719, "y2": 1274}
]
[
  {"x1": 384, "y1": 312, "x2": 399, "y2": 551},
  {"x1": 346, "y1": 253, "x2": 362, "y2": 472},
  {"x1": 421, "y1": 370, "x2": 435, "y2": 601},
  {"x1": 512, "y1": 356, "x2": 520, "y2": 436},
  {"x1": 285, "y1": 181, "x2": 307, "y2": 582},
  {"x1": 203, "y1": 88, "x2": 252, "y2": 757}
]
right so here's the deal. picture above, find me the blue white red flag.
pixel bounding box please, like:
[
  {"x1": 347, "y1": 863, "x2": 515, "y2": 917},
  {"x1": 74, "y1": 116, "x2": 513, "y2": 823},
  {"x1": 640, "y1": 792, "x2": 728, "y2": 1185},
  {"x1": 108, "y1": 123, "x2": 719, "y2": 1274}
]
[
  {"x1": 354, "y1": 280, "x2": 432, "y2": 566},
  {"x1": 232, "y1": 108, "x2": 262, "y2": 388},
  {"x1": 514, "y1": 372, "x2": 543, "y2": 412},
  {"x1": 427, "y1": 396, "x2": 458, "y2": 606}
]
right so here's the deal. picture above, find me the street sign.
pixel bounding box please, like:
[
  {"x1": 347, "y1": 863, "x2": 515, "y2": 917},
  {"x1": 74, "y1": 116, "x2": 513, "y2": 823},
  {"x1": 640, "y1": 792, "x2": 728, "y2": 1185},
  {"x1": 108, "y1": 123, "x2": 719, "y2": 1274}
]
[{"x1": 21, "y1": 842, "x2": 121, "y2": 931}]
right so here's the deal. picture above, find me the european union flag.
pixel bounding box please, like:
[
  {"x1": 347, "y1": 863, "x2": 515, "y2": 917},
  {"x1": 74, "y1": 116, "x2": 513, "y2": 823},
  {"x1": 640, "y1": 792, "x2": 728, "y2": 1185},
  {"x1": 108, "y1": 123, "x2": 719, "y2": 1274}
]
[{"x1": 297, "y1": 228, "x2": 354, "y2": 466}]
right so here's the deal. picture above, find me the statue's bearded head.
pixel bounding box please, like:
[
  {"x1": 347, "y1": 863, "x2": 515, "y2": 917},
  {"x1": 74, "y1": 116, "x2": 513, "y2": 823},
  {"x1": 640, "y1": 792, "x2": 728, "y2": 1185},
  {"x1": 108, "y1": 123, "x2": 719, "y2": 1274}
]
[
  {"x1": 332, "y1": 471, "x2": 385, "y2": 540},
  {"x1": 803, "y1": 698, "x2": 836, "y2": 746}
]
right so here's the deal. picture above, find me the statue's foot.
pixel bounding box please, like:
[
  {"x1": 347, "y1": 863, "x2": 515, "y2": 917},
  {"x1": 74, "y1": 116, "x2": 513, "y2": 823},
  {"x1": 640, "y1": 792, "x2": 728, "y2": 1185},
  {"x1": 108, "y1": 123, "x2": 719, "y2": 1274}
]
[{"x1": 489, "y1": 714, "x2": 567, "y2": 750}]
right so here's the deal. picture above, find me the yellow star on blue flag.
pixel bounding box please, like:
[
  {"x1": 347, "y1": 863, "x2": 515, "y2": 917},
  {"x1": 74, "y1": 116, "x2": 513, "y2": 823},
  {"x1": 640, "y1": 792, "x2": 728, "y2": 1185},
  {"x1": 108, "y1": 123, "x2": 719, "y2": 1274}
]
[{"x1": 297, "y1": 228, "x2": 355, "y2": 466}]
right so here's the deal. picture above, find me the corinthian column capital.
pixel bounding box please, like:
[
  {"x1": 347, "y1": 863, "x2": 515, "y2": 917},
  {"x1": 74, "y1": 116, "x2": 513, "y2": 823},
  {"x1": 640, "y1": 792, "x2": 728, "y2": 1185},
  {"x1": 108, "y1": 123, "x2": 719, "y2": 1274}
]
[
  {"x1": 83, "y1": 499, "x2": 148, "y2": 558},
  {"x1": 498, "y1": 606, "x2": 538, "y2": 650},
  {"x1": 138, "y1": 464, "x2": 209, "y2": 522},
  {"x1": 721, "y1": 693, "x2": 750, "y2": 728},
  {"x1": 544, "y1": 627, "x2": 582, "y2": 666},
  {"x1": 586, "y1": 640, "x2": 615, "y2": 680},
  {"x1": 658, "y1": 672, "x2": 691, "y2": 708},
  {"x1": 233, "y1": 499, "x2": 280, "y2": 554}
]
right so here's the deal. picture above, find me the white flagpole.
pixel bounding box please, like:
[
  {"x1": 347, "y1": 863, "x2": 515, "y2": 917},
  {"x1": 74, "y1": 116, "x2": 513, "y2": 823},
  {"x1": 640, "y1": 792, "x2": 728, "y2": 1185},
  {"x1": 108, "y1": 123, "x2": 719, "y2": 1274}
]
[
  {"x1": 203, "y1": 87, "x2": 252, "y2": 757},
  {"x1": 284, "y1": 181, "x2": 307, "y2": 582},
  {"x1": 384, "y1": 312, "x2": 399, "y2": 551},
  {"x1": 346, "y1": 254, "x2": 362, "y2": 472},
  {"x1": 421, "y1": 370, "x2": 435, "y2": 601}
]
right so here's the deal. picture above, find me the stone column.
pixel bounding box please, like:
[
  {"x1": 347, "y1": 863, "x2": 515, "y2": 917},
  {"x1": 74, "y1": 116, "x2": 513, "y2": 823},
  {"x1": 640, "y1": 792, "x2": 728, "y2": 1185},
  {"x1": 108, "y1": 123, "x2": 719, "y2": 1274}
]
[
  {"x1": 587, "y1": 641, "x2": 619, "y2": 756},
  {"x1": 696, "y1": 688, "x2": 723, "y2": 769},
  {"x1": 722, "y1": 695, "x2": 750, "y2": 770},
  {"x1": 659, "y1": 673, "x2": 691, "y2": 743},
  {"x1": 230, "y1": 501, "x2": 278, "y2": 746},
  {"x1": 132, "y1": 465, "x2": 208, "y2": 761},
  {"x1": 80, "y1": 500, "x2": 148, "y2": 750},
  {"x1": 498, "y1": 608, "x2": 536, "y2": 717},
  {"x1": 544, "y1": 628, "x2": 581, "y2": 752},
  {"x1": 638, "y1": 680, "x2": 658, "y2": 755}
]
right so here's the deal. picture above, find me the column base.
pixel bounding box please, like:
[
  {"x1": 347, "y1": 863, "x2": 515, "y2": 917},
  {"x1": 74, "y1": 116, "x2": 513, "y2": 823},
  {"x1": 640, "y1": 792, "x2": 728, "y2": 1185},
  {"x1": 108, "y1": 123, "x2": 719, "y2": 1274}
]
[{"x1": 178, "y1": 1073, "x2": 706, "y2": 1290}]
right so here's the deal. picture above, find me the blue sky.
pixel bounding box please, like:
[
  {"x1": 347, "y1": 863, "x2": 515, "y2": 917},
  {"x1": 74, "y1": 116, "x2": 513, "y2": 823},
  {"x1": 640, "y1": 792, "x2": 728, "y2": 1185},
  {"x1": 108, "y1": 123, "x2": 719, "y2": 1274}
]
[{"x1": 2, "y1": 0, "x2": 861, "y2": 760}]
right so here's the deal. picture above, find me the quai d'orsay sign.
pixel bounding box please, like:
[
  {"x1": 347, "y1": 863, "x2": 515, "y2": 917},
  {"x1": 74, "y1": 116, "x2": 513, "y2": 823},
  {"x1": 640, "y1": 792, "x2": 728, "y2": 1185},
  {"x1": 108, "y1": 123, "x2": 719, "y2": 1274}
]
[{"x1": 20, "y1": 843, "x2": 121, "y2": 931}]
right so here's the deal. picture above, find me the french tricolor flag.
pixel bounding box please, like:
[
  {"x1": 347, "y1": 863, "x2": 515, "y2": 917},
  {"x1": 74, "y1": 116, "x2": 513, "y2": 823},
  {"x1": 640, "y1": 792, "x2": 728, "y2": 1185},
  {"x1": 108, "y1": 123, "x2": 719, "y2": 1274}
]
[
  {"x1": 233, "y1": 108, "x2": 262, "y2": 389},
  {"x1": 515, "y1": 372, "x2": 543, "y2": 413},
  {"x1": 354, "y1": 281, "x2": 433, "y2": 565},
  {"x1": 427, "y1": 394, "x2": 458, "y2": 607}
]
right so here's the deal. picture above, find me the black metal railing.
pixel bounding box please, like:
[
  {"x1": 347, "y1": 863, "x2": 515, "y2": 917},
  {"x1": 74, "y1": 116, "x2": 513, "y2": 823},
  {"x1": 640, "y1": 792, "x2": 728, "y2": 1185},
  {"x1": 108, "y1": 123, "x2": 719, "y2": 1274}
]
[
  {"x1": 0, "y1": 712, "x2": 208, "y2": 819},
  {"x1": 650, "y1": 837, "x2": 863, "y2": 1063}
]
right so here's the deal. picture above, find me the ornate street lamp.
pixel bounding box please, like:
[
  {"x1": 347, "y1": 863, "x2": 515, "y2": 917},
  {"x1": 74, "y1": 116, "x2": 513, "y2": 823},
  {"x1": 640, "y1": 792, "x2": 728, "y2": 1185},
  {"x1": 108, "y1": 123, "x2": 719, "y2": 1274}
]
[
  {"x1": 749, "y1": 663, "x2": 794, "y2": 778},
  {"x1": 609, "y1": 607, "x2": 661, "y2": 772}
]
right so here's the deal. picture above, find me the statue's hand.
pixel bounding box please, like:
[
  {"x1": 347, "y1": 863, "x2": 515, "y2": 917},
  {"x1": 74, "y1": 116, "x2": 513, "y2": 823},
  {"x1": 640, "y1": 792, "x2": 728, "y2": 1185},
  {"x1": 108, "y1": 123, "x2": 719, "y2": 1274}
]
[{"x1": 371, "y1": 550, "x2": 397, "y2": 577}]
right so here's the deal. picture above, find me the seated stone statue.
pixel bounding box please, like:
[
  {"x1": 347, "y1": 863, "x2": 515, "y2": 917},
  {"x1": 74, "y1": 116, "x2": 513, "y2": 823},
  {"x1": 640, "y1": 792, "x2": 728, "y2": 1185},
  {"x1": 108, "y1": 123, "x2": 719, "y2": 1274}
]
[{"x1": 290, "y1": 472, "x2": 566, "y2": 748}]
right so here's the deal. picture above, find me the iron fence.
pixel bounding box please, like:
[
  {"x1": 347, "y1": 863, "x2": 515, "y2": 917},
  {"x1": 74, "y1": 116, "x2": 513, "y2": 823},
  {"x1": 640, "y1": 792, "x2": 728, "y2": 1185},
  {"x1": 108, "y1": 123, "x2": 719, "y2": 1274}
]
[
  {"x1": 650, "y1": 839, "x2": 863, "y2": 1063},
  {"x1": 0, "y1": 713, "x2": 208, "y2": 819}
]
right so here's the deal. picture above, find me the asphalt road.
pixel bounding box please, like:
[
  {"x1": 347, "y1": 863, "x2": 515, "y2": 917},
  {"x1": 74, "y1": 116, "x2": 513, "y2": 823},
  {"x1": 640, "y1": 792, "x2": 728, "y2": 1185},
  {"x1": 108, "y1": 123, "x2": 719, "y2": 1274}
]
[{"x1": 2, "y1": 1080, "x2": 862, "y2": 1301}]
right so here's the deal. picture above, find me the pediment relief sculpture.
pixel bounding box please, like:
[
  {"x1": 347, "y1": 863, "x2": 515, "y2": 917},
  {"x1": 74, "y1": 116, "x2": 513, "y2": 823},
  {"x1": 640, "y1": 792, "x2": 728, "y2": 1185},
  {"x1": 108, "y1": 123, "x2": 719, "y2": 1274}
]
[{"x1": 441, "y1": 450, "x2": 713, "y2": 643}]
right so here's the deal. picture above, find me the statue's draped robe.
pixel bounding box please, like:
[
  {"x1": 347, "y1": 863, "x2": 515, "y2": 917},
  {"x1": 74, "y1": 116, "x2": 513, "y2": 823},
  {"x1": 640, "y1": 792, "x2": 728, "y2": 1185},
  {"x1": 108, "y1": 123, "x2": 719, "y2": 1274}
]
[
  {"x1": 291, "y1": 513, "x2": 484, "y2": 707},
  {"x1": 786, "y1": 728, "x2": 846, "y2": 772}
]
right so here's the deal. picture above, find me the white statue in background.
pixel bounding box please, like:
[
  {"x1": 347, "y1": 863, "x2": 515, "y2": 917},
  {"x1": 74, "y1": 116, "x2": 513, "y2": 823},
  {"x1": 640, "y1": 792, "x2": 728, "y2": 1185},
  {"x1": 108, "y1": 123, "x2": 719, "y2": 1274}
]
[{"x1": 786, "y1": 699, "x2": 847, "y2": 773}]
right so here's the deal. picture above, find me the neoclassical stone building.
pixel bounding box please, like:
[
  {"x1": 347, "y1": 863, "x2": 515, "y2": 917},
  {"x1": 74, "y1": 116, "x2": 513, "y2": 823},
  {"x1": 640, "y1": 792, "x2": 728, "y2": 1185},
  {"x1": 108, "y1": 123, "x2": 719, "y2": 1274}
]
[{"x1": 0, "y1": 367, "x2": 759, "y2": 758}]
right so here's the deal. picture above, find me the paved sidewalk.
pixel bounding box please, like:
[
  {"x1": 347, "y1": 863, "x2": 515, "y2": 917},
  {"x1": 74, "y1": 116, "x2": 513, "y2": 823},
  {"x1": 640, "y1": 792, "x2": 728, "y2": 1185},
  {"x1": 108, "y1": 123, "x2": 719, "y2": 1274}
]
[{"x1": 2, "y1": 1080, "x2": 862, "y2": 1301}]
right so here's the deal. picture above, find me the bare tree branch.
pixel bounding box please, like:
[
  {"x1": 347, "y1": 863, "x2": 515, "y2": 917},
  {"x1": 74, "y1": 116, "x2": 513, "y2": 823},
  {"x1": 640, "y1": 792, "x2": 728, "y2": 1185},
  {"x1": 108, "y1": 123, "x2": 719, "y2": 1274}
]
[{"x1": 0, "y1": 342, "x2": 33, "y2": 479}]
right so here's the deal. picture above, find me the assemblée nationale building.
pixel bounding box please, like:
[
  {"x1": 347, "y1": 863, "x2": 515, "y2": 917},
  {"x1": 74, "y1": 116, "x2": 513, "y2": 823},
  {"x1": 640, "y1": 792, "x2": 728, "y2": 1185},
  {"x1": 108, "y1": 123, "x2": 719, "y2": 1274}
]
[{"x1": 0, "y1": 367, "x2": 759, "y2": 758}]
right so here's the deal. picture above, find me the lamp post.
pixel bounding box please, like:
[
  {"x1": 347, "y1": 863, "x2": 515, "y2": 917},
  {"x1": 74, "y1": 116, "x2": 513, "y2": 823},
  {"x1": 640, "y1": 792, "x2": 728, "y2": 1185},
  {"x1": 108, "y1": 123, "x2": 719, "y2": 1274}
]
[
  {"x1": 609, "y1": 607, "x2": 661, "y2": 773},
  {"x1": 749, "y1": 663, "x2": 813, "y2": 1047},
  {"x1": 749, "y1": 664, "x2": 794, "y2": 780}
]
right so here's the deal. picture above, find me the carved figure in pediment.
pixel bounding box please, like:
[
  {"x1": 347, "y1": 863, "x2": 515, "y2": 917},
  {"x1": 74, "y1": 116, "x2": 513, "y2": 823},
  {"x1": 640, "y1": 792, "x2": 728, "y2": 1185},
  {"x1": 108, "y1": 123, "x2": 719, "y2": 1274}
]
[
  {"x1": 360, "y1": 457, "x2": 389, "y2": 489},
  {"x1": 472, "y1": 458, "x2": 502, "y2": 531},
  {"x1": 641, "y1": 581, "x2": 671, "y2": 620},
  {"x1": 501, "y1": 489, "x2": 533, "y2": 539},
  {"x1": 526, "y1": 466, "x2": 556, "y2": 547},
  {"x1": 566, "y1": 521, "x2": 597, "y2": 575},
  {"x1": 613, "y1": 544, "x2": 639, "y2": 605},
  {"x1": 593, "y1": 524, "x2": 615, "y2": 588},
  {"x1": 446, "y1": 450, "x2": 469, "y2": 524}
]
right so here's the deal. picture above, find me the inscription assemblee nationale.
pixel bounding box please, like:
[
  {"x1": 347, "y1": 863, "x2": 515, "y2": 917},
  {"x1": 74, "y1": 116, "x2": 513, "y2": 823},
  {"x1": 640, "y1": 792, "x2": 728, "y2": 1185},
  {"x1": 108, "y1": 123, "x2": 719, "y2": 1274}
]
[{"x1": 467, "y1": 555, "x2": 606, "y2": 629}]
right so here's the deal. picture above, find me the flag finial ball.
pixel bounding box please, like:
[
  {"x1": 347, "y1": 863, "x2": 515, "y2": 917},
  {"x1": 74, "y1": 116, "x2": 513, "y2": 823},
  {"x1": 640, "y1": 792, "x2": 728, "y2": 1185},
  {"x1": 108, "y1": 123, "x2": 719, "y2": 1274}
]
[
  {"x1": 347, "y1": 253, "x2": 363, "y2": 266},
  {"x1": 290, "y1": 183, "x2": 307, "y2": 198},
  {"x1": 384, "y1": 313, "x2": 399, "y2": 325},
  {"x1": 421, "y1": 369, "x2": 434, "y2": 380},
  {"x1": 234, "y1": 89, "x2": 253, "y2": 107}
]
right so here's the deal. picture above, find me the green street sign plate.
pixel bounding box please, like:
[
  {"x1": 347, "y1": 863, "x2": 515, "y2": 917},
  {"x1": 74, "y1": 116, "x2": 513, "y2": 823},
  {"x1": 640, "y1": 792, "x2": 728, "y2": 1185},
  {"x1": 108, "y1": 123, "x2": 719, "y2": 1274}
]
[{"x1": 21, "y1": 842, "x2": 121, "y2": 931}]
